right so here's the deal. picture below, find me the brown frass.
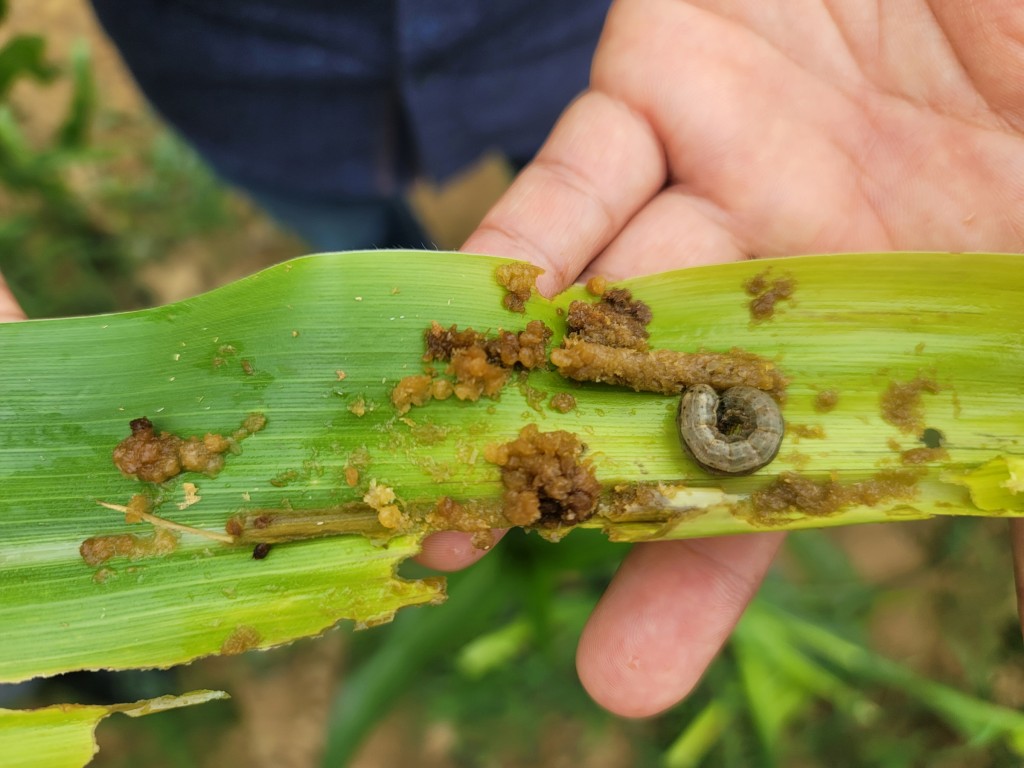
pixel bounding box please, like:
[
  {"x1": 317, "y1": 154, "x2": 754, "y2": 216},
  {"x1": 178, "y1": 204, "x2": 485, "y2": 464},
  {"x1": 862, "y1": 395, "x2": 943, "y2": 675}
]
[
  {"x1": 270, "y1": 469, "x2": 300, "y2": 488},
  {"x1": 236, "y1": 412, "x2": 268, "y2": 439},
  {"x1": 814, "y1": 389, "x2": 840, "y2": 413},
  {"x1": 748, "y1": 469, "x2": 919, "y2": 524},
  {"x1": 900, "y1": 446, "x2": 949, "y2": 465},
  {"x1": 495, "y1": 261, "x2": 544, "y2": 312},
  {"x1": 485, "y1": 424, "x2": 601, "y2": 528},
  {"x1": 585, "y1": 275, "x2": 608, "y2": 296},
  {"x1": 390, "y1": 375, "x2": 454, "y2": 415},
  {"x1": 447, "y1": 346, "x2": 513, "y2": 402},
  {"x1": 549, "y1": 392, "x2": 577, "y2": 413},
  {"x1": 112, "y1": 414, "x2": 266, "y2": 483},
  {"x1": 79, "y1": 527, "x2": 179, "y2": 567},
  {"x1": 516, "y1": 372, "x2": 548, "y2": 412},
  {"x1": 424, "y1": 320, "x2": 551, "y2": 370},
  {"x1": 425, "y1": 496, "x2": 496, "y2": 533},
  {"x1": 566, "y1": 288, "x2": 653, "y2": 350},
  {"x1": 551, "y1": 338, "x2": 788, "y2": 399},
  {"x1": 392, "y1": 320, "x2": 553, "y2": 413},
  {"x1": 221, "y1": 625, "x2": 262, "y2": 655},
  {"x1": 551, "y1": 287, "x2": 786, "y2": 399},
  {"x1": 122, "y1": 493, "x2": 153, "y2": 523},
  {"x1": 881, "y1": 376, "x2": 941, "y2": 434},
  {"x1": 744, "y1": 269, "x2": 796, "y2": 322},
  {"x1": 601, "y1": 484, "x2": 670, "y2": 523},
  {"x1": 113, "y1": 417, "x2": 229, "y2": 482},
  {"x1": 789, "y1": 424, "x2": 826, "y2": 440}
]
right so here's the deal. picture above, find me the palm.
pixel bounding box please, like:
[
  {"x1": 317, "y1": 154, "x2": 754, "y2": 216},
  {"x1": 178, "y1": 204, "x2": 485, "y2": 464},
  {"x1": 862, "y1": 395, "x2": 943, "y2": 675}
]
[
  {"x1": 457, "y1": 0, "x2": 1024, "y2": 718},
  {"x1": 585, "y1": 0, "x2": 1024, "y2": 279}
]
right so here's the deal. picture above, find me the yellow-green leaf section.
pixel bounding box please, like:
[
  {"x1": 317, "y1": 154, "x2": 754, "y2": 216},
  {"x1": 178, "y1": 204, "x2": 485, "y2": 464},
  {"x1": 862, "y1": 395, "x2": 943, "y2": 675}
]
[
  {"x1": 1, "y1": 250, "x2": 1021, "y2": 683},
  {"x1": 0, "y1": 690, "x2": 229, "y2": 768},
  {"x1": 945, "y1": 456, "x2": 1024, "y2": 512}
]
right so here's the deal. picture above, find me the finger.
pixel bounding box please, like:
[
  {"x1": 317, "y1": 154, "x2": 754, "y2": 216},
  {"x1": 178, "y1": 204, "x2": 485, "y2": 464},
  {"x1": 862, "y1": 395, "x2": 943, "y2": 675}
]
[
  {"x1": 1011, "y1": 519, "x2": 1024, "y2": 635},
  {"x1": 462, "y1": 90, "x2": 666, "y2": 295},
  {"x1": 579, "y1": 185, "x2": 751, "y2": 282},
  {"x1": 416, "y1": 529, "x2": 507, "y2": 572},
  {"x1": 577, "y1": 531, "x2": 783, "y2": 717},
  {"x1": 429, "y1": 92, "x2": 662, "y2": 573},
  {"x1": 0, "y1": 273, "x2": 26, "y2": 322},
  {"x1": 435, "y1": 92, "x2": 662, "y2": 572}
]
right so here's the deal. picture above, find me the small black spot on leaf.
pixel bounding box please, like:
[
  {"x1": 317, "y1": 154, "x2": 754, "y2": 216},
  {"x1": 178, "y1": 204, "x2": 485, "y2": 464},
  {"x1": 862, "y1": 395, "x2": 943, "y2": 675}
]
[{"x1": 921, "y1": 428, "x2": 945, "y2": 449}]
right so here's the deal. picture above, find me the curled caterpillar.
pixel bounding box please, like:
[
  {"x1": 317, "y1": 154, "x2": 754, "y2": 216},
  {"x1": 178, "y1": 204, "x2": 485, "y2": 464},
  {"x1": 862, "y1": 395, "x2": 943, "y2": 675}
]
[{"x1": 677, "y1": 384, "x2": 784, "y2": 475}]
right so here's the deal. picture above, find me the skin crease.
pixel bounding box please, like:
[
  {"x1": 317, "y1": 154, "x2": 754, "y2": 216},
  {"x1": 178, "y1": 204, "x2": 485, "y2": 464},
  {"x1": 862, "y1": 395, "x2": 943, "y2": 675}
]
[{"x1": 3, "y1": 0, "x2": 1024, "y2": 720}]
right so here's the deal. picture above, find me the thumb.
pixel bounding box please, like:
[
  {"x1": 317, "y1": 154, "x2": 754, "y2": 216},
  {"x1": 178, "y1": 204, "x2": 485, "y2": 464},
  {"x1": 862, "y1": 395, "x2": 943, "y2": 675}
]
[
  {"x1": 461, "y1": 91, "x2": 665, "y2": 295},
  {"x1": 0, "y1": 273, "x2": 26, "y2": 322}
]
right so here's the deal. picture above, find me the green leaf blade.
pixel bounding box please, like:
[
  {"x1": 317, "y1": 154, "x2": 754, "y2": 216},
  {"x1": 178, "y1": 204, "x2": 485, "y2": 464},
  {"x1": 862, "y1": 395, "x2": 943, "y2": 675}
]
[
  {"x1": 1, "y1": 535, "x2": 441, "y2": 682},
  {"x1": 1, "y1": 250, "x2": 1022, "y2": 681},
  {"x1": 0, "y1": 690, "x2": 228, "y2": 768}
]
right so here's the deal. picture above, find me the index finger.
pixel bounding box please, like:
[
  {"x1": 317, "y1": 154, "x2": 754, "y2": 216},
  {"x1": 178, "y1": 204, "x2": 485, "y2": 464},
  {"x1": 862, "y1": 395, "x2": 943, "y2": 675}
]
[{"x1": 462, "y1": 90, "x2": 666, "y2": 295}]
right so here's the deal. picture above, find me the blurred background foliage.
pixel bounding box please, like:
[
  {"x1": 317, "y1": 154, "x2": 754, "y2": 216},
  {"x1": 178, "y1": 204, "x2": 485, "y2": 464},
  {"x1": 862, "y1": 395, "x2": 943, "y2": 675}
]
[{"x1": 3, "y1": 3, "x2": 1024, "y2": 767}]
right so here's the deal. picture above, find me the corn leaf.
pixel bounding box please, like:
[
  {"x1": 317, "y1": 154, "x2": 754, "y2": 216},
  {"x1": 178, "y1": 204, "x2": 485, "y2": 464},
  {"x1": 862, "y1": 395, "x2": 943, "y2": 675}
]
[
  {"x1": 1, "y1": 250, "x2": 1022, "y2": 684},
  {"x1": 0, "y1": 690, "x2": 228, "y2": 768}
]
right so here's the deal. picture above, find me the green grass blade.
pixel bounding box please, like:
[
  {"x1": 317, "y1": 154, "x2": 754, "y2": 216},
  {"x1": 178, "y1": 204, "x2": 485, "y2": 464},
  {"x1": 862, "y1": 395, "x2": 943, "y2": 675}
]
[
  {"x1": 1, "y1": 250, "x2": 1021, "y2": 683},
  {"x1": 731, "y1": 619, "x2": 814, "y2": 759},
  {"x1": 0, "y1": 34, "x2": 58, "y2": 99},
  {"x1": 55, "y1": 41, "x2": 95, "y2": 151},
  {"x1": 321, "y1": 558, "x2": 503, "y2": 767},
  {"x1": 663, "y1": 699, "x2": 733, "y2": 768},
  {"x1": 753, "y1": 602, "x2": 1024, "y2": 754}
]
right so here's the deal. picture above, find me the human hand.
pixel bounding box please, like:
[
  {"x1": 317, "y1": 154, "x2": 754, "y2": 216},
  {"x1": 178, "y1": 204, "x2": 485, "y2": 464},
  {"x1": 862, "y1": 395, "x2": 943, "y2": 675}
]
[
  {"x1": 0, "y1": 273, "x2": 25, "y2": 322},
  {"x1": 429, "y1": 0, "x2": 1024, "y2": 716}
]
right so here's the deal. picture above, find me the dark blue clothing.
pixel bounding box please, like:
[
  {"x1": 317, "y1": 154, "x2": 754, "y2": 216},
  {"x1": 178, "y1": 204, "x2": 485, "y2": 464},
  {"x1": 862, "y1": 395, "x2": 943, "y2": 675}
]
[{"x1": 89, "y1": 0, "x2": 611, "y2": 202}]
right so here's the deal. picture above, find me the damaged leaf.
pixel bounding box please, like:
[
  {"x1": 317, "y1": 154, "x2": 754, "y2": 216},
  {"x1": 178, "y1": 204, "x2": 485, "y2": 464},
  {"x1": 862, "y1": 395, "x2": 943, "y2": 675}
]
[
  {"x1": 0, "y1": 250, "x2": 1022, "y2": 685},
  {"x1": 0, "y1": 690, "x2": 228, "y2": 768}
]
